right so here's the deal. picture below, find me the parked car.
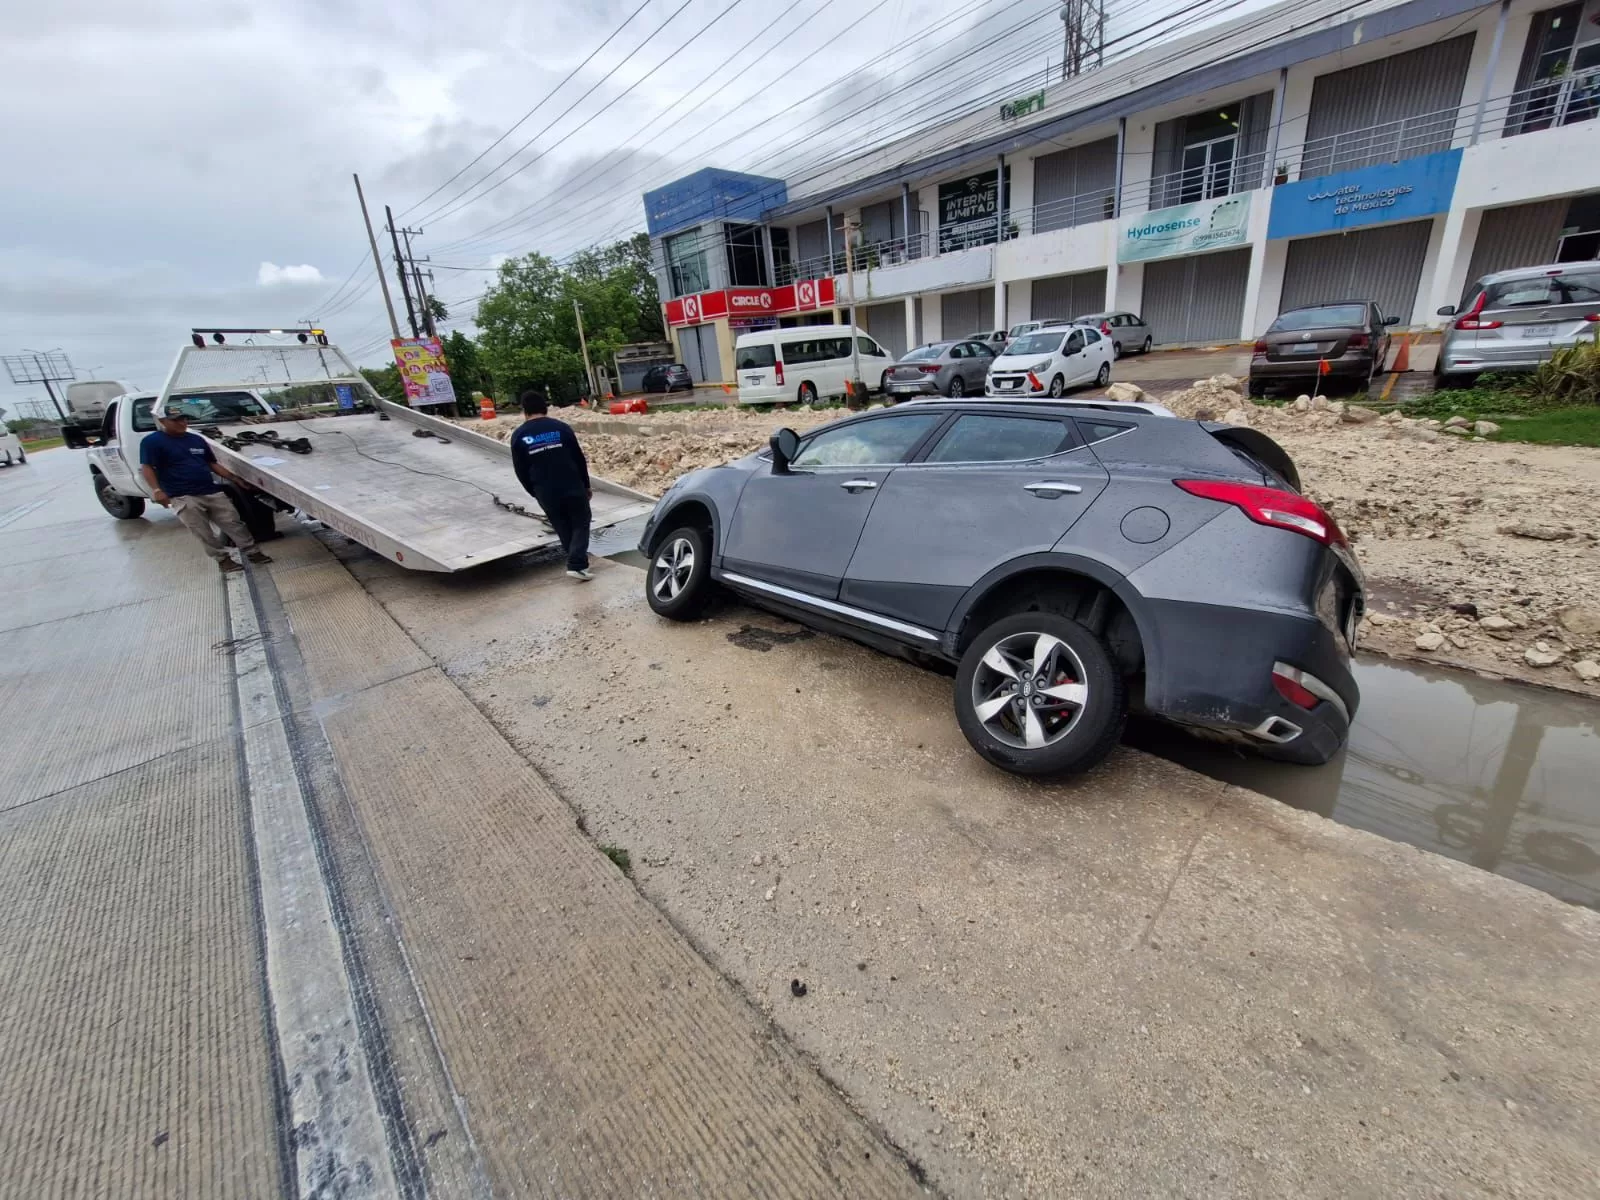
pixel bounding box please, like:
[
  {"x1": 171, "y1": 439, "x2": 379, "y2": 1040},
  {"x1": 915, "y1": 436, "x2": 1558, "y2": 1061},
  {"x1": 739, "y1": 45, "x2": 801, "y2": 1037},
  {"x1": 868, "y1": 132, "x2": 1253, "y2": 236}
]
[
  {"x1": 734, "y1": 324, "x2": 895, "y2": 405},
  {"x1": 885, "y1": 340, "x2": 996, "y2": 398},
  {"x1": 641, "y1": 363, "x2": 694, "y2": 394},
  {"x1": 0, "y1": 425, "x2": 25, "y2": 467},
  {"x1": 639, "y1": 399, "x2": 1362, "y2": 776},
  {"x1": 986, "y1": 324, "x2": 1112, "y2": 397},
  {"x1": 1073, "y1": 311, "x2": 1154, "y2": 358},
  {"x1": 1006, "y1": 320, "x2": 1051, "y2": 341},
  {"x1": 966, "y1": 330, "x2": 1011, "y2": 351},
  {"x1": 1248, "y1": 301, "x2": 1397, "y2": 396},
  {"x1": 1435, "y1": 263, "x2": 1600, "y2": 386}
]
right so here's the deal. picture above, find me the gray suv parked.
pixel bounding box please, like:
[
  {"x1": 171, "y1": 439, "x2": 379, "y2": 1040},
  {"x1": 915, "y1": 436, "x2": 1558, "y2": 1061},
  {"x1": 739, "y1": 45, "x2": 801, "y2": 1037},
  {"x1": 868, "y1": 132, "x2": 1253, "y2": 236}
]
[{"x1": 639, "y1": 400, "x2": 1363, "y2": 776}]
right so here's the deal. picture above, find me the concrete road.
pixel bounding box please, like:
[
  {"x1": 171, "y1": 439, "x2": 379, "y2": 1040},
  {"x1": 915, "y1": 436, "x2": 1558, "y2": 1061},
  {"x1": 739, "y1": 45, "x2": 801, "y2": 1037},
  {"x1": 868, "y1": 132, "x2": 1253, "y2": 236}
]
[
  {"x1": 0, "y1": 448, "x2": 922, "y2": 1199},
  {"x1": 4, "y1": 445, "x2": 1598, "y2": 1199}
]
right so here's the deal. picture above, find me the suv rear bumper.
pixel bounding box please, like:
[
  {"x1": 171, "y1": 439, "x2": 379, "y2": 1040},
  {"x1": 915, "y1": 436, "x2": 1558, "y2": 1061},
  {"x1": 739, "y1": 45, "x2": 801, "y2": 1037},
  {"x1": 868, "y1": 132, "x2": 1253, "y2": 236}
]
[{"x1": 1135, "y1": 597, "x2": 1358, "y2": 764}]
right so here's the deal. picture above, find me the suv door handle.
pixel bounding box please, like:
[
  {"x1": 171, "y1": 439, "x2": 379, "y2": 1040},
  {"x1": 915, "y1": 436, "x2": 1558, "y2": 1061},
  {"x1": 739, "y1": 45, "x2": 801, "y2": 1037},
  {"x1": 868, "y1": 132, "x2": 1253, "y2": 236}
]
[
  {"x1": 1023, "y1": 481, "x2": 1082, "y2": 497},
  {"x1": 840, "y1": 479, "x2": 878, "y2": 493}
]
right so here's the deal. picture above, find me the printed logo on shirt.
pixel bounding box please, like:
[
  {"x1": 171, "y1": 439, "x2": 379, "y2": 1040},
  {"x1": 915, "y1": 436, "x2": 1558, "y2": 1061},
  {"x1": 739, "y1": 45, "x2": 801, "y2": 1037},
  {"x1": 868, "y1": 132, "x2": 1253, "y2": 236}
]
[
  {"x1": 520, "y1": 431, "x2": 564, "y2": 454},
  {"x1": 189, "y1": 447, "x2": 208, "y2": 456}
]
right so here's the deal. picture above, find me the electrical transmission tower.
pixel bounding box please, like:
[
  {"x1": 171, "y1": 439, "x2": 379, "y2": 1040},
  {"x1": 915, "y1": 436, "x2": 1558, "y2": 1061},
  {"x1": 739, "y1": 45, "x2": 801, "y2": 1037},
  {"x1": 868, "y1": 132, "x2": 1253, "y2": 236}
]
[{"x1": 1059, "y1": 0, "x2": 1106, "y2": 79}]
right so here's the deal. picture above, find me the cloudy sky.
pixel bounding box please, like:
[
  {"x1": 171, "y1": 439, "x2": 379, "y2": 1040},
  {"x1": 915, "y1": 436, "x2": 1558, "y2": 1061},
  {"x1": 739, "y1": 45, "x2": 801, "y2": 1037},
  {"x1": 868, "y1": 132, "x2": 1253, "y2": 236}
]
[{"x1": 1, "y1": 0, "x2": 1210, "y2": 414}]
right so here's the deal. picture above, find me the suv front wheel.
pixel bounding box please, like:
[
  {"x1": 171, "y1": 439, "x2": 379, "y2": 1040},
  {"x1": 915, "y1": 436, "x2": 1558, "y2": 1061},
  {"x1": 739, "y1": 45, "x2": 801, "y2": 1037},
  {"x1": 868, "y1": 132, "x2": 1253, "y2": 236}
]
[
  {"x1": 954, "y1": 612, "x2": 1125, "y2": 776},
  {"x1": 646, "y1": 525, "x2": 717, "y2": 620}
]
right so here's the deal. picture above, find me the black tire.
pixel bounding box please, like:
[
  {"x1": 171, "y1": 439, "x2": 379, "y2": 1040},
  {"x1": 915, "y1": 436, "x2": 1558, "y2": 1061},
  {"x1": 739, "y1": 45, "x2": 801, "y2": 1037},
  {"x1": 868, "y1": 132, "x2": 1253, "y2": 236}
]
[
  {"x1": 1095, "y1": 362, "x2": 1111, "y2": 387},
  {"x1": 15, "y1": 448, "x2": 24, "y2": 464},
  {"x1": 646, "y1": 525, "x2": 716, "y2": 621},
  {"x1": 1141, "y1": 335, "x2": 1152, "y2": 354},
  {"x1": 798, "y1": 382, "x2": 818, "y2": 406},
  {"x1": 1112, "y1": 341, "x2": 1122, "y2": 360},
  {"x1": 1048, "y1": 374, "x2": 1066, "y2": 398},
  {"x1": 94, "y1": 473, "x2": 145, "y2": 520},
  {"x1": 879, "y1": 370, "x2": 890, "y2": 395},
  {"x1": 947, "y1": 375, "x2": 966, "y2": 398},
  {"x1": 955, "y1": 612, "x2": 1126, "y2": 777},
  {"x1": 1247, "y1": 378, "x2": 1268, "y2": 398},
  {"x1": 1433, "y1": 366, "x2": 1474, "y2": 391}
]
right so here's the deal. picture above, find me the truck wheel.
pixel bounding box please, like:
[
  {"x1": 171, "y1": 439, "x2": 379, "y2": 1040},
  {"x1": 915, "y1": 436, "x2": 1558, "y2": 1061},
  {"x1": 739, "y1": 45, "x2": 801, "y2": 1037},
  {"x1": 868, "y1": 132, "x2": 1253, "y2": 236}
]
[
  {"x1": 646, "y1": 525, "x2": 716, "y2": 621},
  {"x1": 94, "y1": 473, "x2": 145, "y2": 520},
  {"x1": 954, "y1": 612, "x2": 1125, "y2": 777}
]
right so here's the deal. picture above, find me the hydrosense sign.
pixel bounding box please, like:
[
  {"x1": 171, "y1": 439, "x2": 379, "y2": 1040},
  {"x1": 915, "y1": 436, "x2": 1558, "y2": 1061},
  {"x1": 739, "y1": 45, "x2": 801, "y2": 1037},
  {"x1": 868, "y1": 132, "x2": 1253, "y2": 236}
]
[
  {"x1": 1267, "y1": 149, "x2": 1462, "y2": 240},
  {"x1": 1117, "y1": 192, "x2": 1253, "y2": 263}
]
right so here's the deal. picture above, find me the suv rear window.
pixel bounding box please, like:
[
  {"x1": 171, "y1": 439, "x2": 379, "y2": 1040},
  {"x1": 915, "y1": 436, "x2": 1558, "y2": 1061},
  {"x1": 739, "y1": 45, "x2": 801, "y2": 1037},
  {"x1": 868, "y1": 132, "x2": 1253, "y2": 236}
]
[
  {"x1": 736, "y1": 344, "x2": 777, "y2": 369},
  {"x1": 1483, "y1": 270, "x2": 1600, "y2": 309}
]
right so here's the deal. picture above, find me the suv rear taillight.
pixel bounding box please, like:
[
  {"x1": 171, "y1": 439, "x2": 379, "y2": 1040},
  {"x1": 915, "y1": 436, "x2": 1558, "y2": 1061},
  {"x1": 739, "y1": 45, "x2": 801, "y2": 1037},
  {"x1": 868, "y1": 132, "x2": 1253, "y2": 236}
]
[
  {"x1": 1453, "y1": 291, "x2": 1502, "y2": 331},
  {"x1": 775, "y1": 362, "x2": 785, "y2": 385},
  {"x1": 1252, "y1": 340, "x2": 1267, "y2": 355},
  {"x1": 1175, "y1": 478, "x2": 1347, "y2": 547}
]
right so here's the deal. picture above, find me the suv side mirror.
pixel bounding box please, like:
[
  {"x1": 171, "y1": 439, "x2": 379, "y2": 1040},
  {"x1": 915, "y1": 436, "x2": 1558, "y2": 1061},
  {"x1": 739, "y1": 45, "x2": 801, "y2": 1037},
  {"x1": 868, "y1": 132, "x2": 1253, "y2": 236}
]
[
  {"x1": 770, "y1": 427, "x2": 801, "y2": 473},
  {"x1": 1436, "y1": 305, "x2": 1456, "y2": 317},
  {"x1": 1383, "y1": 315, "x2": 1400, "y2": 326}
]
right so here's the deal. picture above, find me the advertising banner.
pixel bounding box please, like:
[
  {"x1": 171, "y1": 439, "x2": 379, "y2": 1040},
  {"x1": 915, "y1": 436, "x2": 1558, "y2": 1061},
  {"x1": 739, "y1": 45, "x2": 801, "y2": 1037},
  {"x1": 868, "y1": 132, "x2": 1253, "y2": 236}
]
[
  {"x1": 1118, "y1": 192, "x2": 1253, "y2": 263},
  {"x1": 1267, "y1": 149, "x2": 1462, "y2": 241},
  {"x1": 663, "y1": 278, "x2": 836, "y2": 327},
  {"x1": 938, "y1": 167, "x2": 1010, "y2": 253},
  {"x1": 390, "y1": 338, "x2": 457, "y2": 408}
]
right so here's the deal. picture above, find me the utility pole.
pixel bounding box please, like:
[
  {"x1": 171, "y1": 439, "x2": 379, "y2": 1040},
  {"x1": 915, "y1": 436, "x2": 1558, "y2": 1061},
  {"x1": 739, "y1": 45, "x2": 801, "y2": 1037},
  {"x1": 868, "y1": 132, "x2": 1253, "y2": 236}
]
[
  {"x1": 842, "y1": 219, "x2": 865, "y2": 408},
  {"x1": 385, "y1": 205, "x2": 419, "y2": 338},
  {"x1": 353, "y1": 174, "x2": 400, "y2": 340},
  {"x1": 573, "y1": 298, "x2": 596, "y2": 400},
  {"x1": 400, "y1": 226, "x2": 437, "y2": 338}
]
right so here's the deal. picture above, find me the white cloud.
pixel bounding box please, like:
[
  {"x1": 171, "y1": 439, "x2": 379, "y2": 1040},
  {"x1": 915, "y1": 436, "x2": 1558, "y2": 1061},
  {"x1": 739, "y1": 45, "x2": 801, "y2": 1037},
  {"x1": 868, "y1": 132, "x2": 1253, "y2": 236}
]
[{"x1": 257, "y1": 262, "x2": 325, "y2": 286}]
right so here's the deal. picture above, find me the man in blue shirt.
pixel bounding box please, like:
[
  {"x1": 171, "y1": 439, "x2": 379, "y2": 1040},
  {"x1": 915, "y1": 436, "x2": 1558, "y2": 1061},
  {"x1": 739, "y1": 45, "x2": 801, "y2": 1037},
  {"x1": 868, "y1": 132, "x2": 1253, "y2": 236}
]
[
  {"x1": 139, "y1": 410, "x2": 272, "y2": 574},
  {"x1": 511, "y1": 387, "x2": 594, "y2": 581}
]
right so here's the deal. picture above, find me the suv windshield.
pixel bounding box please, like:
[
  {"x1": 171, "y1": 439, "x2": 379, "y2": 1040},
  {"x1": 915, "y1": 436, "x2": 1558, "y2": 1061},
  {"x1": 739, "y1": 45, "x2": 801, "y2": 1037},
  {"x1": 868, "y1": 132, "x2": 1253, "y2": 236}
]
[
  {"x1": 1006, "y1": 331, "x2": 1067, "y2": 357},
  {"x1": 1483, "y1": 270, "x2": 1600, "y2": 309},
  {"x1": 1270, "y1": 305, "x2": 1367, "y2": 331}
]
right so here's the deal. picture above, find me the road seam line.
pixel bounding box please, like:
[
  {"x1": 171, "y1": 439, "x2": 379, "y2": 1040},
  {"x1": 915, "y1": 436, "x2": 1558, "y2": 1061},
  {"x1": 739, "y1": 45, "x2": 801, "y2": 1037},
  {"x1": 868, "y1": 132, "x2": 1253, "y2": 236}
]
[{"x1": 224, "y1": 568, "x2": 401, "y2": 1198}]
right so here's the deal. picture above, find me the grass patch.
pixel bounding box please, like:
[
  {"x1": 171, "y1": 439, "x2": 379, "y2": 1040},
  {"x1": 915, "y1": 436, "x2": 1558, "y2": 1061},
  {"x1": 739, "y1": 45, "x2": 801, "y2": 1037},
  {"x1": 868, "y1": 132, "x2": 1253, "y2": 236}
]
[
  {"x1": 1402, "y1": 367, "x2": 1600, "y2": 447},
  {"x1": 19, "y1": 436, "x2": 64, "y2": 451},
  {"x1": 600, "y1": 845, "x2": 632, "y2": 875},
  {"x1": 1485, "y1": 407, "x2": 1600, "y2": 447}
]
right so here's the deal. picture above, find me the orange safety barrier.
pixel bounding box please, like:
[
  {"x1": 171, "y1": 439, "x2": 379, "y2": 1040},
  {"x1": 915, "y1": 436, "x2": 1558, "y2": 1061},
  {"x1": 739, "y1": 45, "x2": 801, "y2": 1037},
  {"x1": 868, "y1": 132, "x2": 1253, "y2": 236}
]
[
  {"x1": 478, "y1": 395, "x2": 496, "y2": 420},
  {"x1": 1391, "y1": 336, "x2": 1411, "y2": 373}
]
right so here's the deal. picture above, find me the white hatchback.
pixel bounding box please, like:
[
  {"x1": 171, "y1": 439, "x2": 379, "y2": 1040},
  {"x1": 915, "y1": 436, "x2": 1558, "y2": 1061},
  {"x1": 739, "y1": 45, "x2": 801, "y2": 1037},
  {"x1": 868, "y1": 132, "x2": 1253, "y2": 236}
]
[
  {"x1": 0, "y1": 425, "x2": 25, "y2": 467},
  {"x1": 985, "y1": 324, "x2": 1114, "y2": 398}
]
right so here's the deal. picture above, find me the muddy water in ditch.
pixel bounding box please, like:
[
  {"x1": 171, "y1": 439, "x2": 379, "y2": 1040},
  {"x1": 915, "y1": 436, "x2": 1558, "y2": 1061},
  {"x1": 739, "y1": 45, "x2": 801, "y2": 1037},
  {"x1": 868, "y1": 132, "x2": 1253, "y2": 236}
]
[
  {"x1": 601, "y1": 519, "x2": 1599, "y2": 909},
  {"x1": 1131, "y1": 658, "x2": 1600, "y2": 910}
]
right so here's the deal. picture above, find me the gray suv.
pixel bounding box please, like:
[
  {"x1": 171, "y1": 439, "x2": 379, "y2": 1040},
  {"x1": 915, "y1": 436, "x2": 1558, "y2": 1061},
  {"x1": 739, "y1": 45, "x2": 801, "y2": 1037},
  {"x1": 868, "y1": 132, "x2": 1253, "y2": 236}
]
[
  {"x1": 1435, "y1": 262, "x2": 1600, "y2": 385},
  {"x1": 639, "y1": 401, "x2": 1363, "y2": 777}
]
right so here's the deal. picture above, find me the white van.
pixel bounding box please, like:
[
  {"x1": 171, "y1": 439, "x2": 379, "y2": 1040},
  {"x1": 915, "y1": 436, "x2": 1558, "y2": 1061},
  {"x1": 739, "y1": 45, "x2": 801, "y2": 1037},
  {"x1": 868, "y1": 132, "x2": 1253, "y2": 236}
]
[
  {"x1": 734, "y1": 324, "x2": 895, "y2": 406},
  {"x1": 0, "y1": 424, "x2": 25, "y2": 467}
]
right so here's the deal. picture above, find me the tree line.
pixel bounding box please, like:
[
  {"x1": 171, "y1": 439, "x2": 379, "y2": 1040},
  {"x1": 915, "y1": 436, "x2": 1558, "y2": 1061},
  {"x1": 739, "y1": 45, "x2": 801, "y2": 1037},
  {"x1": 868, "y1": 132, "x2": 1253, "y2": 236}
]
[{"x1": 360, "y1": 232, "x2": 665, "y2": 411}]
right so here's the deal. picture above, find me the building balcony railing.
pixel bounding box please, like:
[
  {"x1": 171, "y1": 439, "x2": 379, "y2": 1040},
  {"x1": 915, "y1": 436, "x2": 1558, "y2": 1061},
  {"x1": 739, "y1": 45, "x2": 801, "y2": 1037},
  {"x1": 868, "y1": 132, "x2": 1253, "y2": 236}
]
[{"x1": 768, "y1": 78, "x2": 1599, "y2": 289}]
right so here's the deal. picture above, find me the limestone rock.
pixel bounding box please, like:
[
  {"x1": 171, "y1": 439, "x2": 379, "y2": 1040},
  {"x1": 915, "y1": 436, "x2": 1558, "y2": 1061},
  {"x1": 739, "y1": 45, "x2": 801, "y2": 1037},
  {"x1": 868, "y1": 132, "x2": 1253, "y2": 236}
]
[
  {"x1": 1444, "y1": 416, "x2": 1471, "y2": 429},
  {"x1": 1342, "y1": 404, "x2": 1379, "y2": 423},
  {"x1": 1497, "y1": 523, "x2": 1574, "y2": 541},
  {"x1": 1104, "y1": 381, "x2": 1147, "y2": 403},
  {"x1": 1290, "y1": 396, "x2": 1311, "y2": 414},
  {"x1": 1557, "y1": 606, "x2": 1600, "y2": 636},
  {"x1": 1207, "y1": 373, "x2": 1243, "y2": 390},
  {"x1": 1473, "y1": 420, "x2": 1501, "y2": 436},
  {"x1": 1573, "y1": 659, "x2": 1600, "y2": 682},
  {"x1": 1414, "y1": 631, "x2": 1446, "y2": 651},
  {"x1": 1222, "y1": 408, "x2": 1252, "y2": 427},
  {"x1": 1524, "y1": 644, "x2": 1564, "y2": 668}
]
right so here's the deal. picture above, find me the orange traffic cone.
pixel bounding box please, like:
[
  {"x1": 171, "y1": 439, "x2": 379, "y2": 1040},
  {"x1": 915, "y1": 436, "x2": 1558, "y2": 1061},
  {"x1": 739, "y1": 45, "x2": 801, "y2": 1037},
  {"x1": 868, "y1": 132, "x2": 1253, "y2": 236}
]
[
  {"x1": 478, "y1": 394, "x2": 496, "y2": 420},
  {"x1": 1390, "y1": 335, "x2": 1411, "y2": 373}
]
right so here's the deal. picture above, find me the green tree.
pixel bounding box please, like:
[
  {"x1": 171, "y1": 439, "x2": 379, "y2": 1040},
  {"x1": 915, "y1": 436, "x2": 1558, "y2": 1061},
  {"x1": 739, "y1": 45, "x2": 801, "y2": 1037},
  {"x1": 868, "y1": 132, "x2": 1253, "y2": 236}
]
[
  {"x1": 360, "y1": 364, "x2": 403, "y2": 404},
  {"x1": 441, "y1": 330, "x2": 490, "y2": 416}
]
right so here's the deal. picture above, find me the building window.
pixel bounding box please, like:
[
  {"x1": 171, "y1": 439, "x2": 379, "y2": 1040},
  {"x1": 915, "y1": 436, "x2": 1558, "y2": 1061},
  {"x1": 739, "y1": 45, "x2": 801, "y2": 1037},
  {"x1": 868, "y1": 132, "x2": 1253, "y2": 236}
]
[
  {"x1": 1509, "y1": 2, "x2": 1600, "y2": 134},
  {"x1": 723, "y1": 223, "x2": 768, "y2": 287},
  {"x1": 664, "y1": 228, "x2": 710, "y2": 298}
]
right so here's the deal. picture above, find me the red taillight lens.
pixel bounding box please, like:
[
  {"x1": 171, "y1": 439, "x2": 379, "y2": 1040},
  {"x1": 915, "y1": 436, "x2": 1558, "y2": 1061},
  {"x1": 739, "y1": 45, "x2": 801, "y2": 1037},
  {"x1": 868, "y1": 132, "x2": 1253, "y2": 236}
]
[
  {"x1": 1583, "y1": 313, "x2": 1600, "y2": 323},
  {"x1": 775, "y1": 362, "x2": 785, "y2": 385},
  {"x1": 1175, "y1": 478, "x2": 1346, "y2": 547},
  {"x1": 1100, "y1": 321, "x2": 1112, "y2": 335},
  {"x1": 1272, "y1": 668, "x2": 1320, "y2": 710},
  {"x1": 1347, "y1": 333, "x2": 1369, "y2": 349},
  {"x1": 920, "y1": 364, "x2": 942, "y2": 373},
  {"x1": 1253, "y1": 340, "x2": 1268, "y2": 354},
  {"x1": 1453, "y1": 291, "x2": 1502, "y2": 331}
]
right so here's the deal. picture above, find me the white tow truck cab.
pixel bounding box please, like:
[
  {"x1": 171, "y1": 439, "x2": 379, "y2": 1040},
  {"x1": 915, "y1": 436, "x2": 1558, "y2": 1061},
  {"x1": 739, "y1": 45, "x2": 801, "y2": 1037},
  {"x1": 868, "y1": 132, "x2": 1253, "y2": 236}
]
[{"x1": 81, "y1": 329, "x2": 656, "y2": 571}]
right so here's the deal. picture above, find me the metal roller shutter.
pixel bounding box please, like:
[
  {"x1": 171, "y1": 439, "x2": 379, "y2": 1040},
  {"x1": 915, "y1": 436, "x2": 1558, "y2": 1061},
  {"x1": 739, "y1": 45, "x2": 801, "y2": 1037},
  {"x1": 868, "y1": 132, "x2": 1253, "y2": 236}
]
[
  {"x1": 1464, "y1": 201, "x2": 1569, "y2": 292},
  {"x1": 941, "y1": 287, "x2": 995, "y2": 337},
  {"x1": 1032, "y1": 138, "x2": 1117, "y2": 232},
  {"x1": 679, "y1": 325, "x2": 723, "y2": 384},
  {"x1": 1279, "y1": 220, "x2": 1432, "y2": 325},
  {"x1": 1030, "y1": 270, "x2": 1108, "y2": 322},
  {"x1": 858, "y1": 301, "x2": 908, "y2": 359},
  {"x1": 1142, "y1": 249, "x2": 1252, "y2": 345}
]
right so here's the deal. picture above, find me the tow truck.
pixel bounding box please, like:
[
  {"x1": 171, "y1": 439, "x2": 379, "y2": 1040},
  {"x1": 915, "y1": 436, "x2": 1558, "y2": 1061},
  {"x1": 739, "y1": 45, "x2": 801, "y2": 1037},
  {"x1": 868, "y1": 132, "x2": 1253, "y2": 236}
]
[{"x1": 80, "y1": 330, "x2": 655, "y2": 571}]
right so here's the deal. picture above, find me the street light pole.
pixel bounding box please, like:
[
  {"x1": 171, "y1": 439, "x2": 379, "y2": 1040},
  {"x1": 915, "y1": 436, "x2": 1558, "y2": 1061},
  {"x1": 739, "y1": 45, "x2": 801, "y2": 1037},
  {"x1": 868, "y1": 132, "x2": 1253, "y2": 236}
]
[{"x1": 843, "y1": 218, "x2": 865, "y2": 408}]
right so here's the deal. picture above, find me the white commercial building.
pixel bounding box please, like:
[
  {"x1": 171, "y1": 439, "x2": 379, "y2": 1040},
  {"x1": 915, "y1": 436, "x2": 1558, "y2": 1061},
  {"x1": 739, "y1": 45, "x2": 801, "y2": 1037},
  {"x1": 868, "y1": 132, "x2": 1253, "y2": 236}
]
[{"x1": 649, "y1": 0, "x2": 1600, "y2": 368}]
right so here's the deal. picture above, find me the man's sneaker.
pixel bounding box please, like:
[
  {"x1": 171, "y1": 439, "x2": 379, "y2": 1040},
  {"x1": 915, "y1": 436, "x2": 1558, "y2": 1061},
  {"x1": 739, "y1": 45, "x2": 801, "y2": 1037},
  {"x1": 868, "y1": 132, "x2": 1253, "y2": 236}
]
[
  {"x1": 218, "y1": 558, "x2": 244, "y2": 574},
  {"x1": 567, "y1": 568, "x2": 595, "y2": 582},
  {"x1": 245, "y1": 550, "x2": 273, "y2": 564}
]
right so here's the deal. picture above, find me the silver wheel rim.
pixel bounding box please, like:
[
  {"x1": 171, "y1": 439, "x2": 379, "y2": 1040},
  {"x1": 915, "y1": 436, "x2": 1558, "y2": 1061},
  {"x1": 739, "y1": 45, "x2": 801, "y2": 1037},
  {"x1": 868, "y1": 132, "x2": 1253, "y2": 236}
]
[
  {"x1": 970, "y1": 631, "x2": 1089, "y2": 750},
  {"x1": 1050, "y1": 377, "x2": 1064, "y2": 397},
  {"x1": 950, "y1": 377, "x2": 964, "y2": 396},
  {"x1": 1098, "y1": 364, "x2": 1110, "y2": 385},
  {"x1": 652, "y1": 537, "x2": 695, "y2": 602}
]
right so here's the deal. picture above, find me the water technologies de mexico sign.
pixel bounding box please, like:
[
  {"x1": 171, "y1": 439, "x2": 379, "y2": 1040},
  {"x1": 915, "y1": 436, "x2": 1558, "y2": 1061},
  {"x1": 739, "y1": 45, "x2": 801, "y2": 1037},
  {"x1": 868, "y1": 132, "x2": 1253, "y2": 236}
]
[{"x1": 1268, "y1": 149, "x2": 1462, "y2": 240}]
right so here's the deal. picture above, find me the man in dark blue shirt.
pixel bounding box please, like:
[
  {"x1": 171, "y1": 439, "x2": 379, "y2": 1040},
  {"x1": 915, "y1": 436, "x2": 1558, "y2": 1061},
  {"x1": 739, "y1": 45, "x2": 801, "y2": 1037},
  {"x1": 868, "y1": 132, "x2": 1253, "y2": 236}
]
[
  {"x1": 139, "y1": 410, "x2": 272, "y2": 574},
  {"x1": 510, "y1": 388, "x2": 593, "y2": 581}
]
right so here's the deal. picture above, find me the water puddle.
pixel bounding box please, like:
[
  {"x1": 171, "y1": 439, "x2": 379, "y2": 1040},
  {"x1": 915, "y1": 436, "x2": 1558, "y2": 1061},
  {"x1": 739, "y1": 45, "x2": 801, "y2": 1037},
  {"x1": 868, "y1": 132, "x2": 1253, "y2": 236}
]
[{"x1": 1130, "y1": 658, "x2": 1600, "y2": 910}]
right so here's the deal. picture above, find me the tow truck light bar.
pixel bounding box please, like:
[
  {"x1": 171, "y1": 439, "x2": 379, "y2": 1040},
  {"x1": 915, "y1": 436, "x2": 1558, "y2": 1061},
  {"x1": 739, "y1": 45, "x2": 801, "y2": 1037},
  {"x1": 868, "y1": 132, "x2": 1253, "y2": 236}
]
[{"x1": 189, "y1": 327, "x2": 329, "y2": 347}]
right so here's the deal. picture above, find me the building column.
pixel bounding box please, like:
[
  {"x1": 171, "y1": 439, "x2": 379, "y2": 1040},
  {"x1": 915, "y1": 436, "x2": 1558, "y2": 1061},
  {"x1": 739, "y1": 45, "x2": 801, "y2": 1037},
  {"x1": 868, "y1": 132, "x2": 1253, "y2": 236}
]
[
  {"x1": 825, "y1": 206, "x2": 836, "y2": 276},
  {"x1": 1422, "y1": 207, "x2": 1482, "y2": 322},
  {"x1": 994, "y1": 281, "x2": 1008, "y2": 332},
  {"x1": 761, "y1": 227, "x2": 777, "y2": 287},
  {"x1": 1237, "y1": 197, "x2": 1277, "y2": 340},
  {"x1": 904, "y1": 294, "x2": 918, "y2": 348}
]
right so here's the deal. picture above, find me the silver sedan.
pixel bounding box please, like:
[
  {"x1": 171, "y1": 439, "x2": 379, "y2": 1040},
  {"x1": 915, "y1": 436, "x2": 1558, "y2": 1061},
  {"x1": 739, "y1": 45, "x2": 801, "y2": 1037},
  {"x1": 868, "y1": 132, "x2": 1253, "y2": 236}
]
[{"x1": 883, "y1": 339, "x2": 996, "y2": 399}]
